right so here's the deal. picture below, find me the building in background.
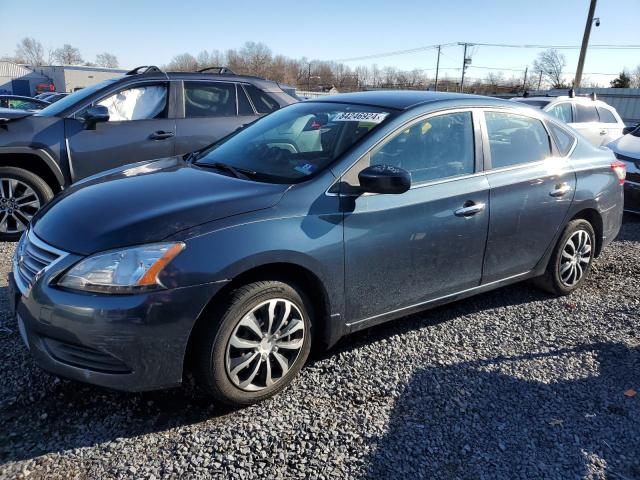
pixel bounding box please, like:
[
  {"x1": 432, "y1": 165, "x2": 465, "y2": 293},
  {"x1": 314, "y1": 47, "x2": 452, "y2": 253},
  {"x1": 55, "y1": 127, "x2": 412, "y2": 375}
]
[{"x1": 0, "y1": 61, "x2": 52, "y2": 95}]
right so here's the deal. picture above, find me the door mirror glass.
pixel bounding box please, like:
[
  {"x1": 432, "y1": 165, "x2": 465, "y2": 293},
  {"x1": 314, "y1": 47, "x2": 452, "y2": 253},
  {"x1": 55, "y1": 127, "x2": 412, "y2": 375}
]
[
  {"x1": 83, "y1": 105, "x2": 109, "y2": 129},
  {"x1": 358, "y1": 164, "x2": 411, "y2": 194}
]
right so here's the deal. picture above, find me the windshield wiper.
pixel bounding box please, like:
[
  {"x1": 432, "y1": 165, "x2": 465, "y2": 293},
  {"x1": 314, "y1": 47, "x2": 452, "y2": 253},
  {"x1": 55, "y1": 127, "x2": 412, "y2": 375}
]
[{"x1": 195, "y1": 161, "x2": 257, "y2": 180}]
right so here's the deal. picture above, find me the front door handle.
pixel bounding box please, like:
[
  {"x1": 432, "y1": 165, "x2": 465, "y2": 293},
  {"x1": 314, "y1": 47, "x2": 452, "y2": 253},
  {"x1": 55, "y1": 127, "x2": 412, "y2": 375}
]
[
  {"x1": 149, "y1": 131, "x2": 175, "y2": 140},
  {"x1": 454, "y1": 201, "x2": 486, "y2": 217},
  {"x1": 549, "y1": 182, "x2": 572, "y2": 197}
]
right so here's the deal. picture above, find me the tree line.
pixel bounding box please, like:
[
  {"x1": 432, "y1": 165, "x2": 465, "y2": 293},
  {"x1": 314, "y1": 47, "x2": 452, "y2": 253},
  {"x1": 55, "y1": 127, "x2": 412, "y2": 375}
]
[{"x1": 2, "y1": 37, "x2": 119, "y2": 68}]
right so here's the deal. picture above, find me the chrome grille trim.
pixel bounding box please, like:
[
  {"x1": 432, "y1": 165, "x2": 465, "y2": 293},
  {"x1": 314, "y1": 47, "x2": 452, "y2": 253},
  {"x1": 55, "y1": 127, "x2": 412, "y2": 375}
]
[{"x1": 12, "y1": 230, "x2": 69, "y2": 293}]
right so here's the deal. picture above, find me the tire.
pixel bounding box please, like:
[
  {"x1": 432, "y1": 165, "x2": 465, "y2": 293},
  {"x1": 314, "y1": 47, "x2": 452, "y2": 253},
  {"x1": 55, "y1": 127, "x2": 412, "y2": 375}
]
[
  {"x1": 194, "y1": 280, "x2": 313, "y2": 406},
  {"x1": 533, "y1": 219, "x2": 596, "y2": 296},
  {"x1": 0, "y1": 167, "x2": 53, "y2": 242}
]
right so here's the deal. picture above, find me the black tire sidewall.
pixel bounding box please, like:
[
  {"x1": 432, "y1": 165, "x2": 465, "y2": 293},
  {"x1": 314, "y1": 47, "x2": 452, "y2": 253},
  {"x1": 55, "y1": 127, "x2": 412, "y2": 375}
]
[
  {"x1": 549, "y1": 219, "x2": 596, "y2": 295},
  {"x1": 0, "y1": 167, "x2": 53, "y2": 242},
  {"x1": 199, "y1": 281, "x2": 313, "y2": 406}
]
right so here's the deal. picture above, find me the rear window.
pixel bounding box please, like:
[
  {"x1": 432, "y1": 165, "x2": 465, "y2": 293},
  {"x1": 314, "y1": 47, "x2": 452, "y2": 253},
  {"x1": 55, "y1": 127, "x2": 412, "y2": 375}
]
[
  {"x1": 485, "y1": 111, "x2": 551, "y2": 168},
  {"x1": 548, "y1": 123, "x2": 575, "y2": 156},
  {"x1": 596, "y1": 106, "x2": 617, "y2": 124},
  {"x1": 575, "y1": 104, "x2": 599, "y2": 123}
]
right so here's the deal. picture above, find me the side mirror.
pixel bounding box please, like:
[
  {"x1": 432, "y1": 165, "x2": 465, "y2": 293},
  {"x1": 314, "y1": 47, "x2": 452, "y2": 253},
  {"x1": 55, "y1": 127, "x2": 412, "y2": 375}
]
[
  {"x1": 622, "y1": 123, "x2": 639, "y2": 135},
  {"x1": 358, "y1": 164, "x2": 411, "y2": 194},
  {"x1": 83, "y1": 105, "x2": 109, "y2": 129}
]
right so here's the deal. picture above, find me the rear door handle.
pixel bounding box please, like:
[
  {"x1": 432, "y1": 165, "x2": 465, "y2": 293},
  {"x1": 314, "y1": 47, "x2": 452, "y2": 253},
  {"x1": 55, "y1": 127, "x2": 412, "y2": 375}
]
[
  {"x1": 549, "y1": 182, "x2": 572, "y2": 197},
  {"x1": 149, "y1": 131, "x2": 174, "y2": 140},
  {"x1": 454, "y1": 202, "x2": 486, "y2": 217},
  {"x1": 600, "y1": 130, "x2": 607, "y2": 135}
]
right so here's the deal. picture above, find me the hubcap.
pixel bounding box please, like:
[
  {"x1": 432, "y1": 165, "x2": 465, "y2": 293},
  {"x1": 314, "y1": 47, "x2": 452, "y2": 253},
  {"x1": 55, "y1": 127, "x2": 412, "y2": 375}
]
[
  {"x1": 559, "y1": 229, "x2": 592, "y2": 287},
  {"x1": 225, "y1": 298, "x2": 305, "y2": 392},
  {"x1": 0, "y1": 178, "x2": 40, "y2": 234}
]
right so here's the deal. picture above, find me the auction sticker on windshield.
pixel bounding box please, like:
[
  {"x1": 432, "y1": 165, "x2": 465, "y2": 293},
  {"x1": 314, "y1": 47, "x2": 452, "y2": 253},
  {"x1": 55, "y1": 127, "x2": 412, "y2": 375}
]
[{"x1": 333, "y1": 112, "x2": 388, "y2": 123}]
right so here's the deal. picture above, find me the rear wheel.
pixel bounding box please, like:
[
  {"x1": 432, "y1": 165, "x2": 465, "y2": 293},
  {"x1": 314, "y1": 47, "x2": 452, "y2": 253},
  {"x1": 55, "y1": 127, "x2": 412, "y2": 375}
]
[
  {"x1": 0, "y1": 167, "x2": 53, "y2": 241},
  {"x1": 533, "y1": 219, "x2": 595, "y2": 295},
  {"x1": 194, "y1": 280, "x2": 312, "y2": 406}
]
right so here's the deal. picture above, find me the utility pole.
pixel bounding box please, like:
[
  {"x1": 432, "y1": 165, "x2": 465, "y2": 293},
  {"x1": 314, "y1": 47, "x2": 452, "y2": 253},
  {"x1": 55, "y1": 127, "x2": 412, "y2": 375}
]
[
  {"x1": 460, "y1": 43, "x2": 468, "y2": 92},
  {"x1": 307, "y1": 62, "x2": 311, "y2": 90},
  {"x1": 538, "y1": 70, "x2": 543, "y2": 90},
  {"x1": 522, "y1": 66, "x2": 528, "y2": 93},
  {"x1": 574, "y1": 0, "x2": 598, "y2": 88},
  {"x1": 434, "y1": 45, "x2": 441, "y2": 91}
]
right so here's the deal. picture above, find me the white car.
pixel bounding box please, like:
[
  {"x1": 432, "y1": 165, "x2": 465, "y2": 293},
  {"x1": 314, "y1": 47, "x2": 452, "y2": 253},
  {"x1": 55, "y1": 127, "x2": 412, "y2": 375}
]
[
  {"x1": 512, "y1": 94, "x2": 625, "y2": 147},
  {"x1": 608, "y1": 125, "x2": 640, "y2": 214}
]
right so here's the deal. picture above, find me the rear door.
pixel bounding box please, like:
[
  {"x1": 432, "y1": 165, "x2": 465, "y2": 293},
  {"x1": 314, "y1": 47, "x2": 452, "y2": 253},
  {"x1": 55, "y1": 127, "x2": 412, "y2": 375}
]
[
  {"x1": 174, "y1": 81, "x2": 259, "y2": 155},
  {"x1": 65, "y1": 80, "x2": 176, "y2": 181},
  {"x1": 569, "y1": 102, "x2": 601, "y2": 146},
  {"x1": 596, "y1": 105, "x2": 624, "y2": 144},
  {"x1": 481, "y1": 109, "x2": 576, "y2": 283}
]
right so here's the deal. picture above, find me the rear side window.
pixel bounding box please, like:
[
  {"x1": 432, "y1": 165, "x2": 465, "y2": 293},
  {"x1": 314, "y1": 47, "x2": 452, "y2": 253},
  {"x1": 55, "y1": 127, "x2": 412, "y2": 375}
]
[
  {"x1": 548, "y1": 123, "x2": 575, "y2": 156},
  {"x1": 547, "y1": 103, "x2": 573, "y2": 123},
  {"x1": 575, "y1": 104, "x2": 599, "y2": 123},
  {"x1": 237, "y1": 85, "x2": 254, "y2": 115},
  {"x1": 485, "y1": 111, "x2": 551, "y2": 168},
  {"x1": 596, "y1": 106, "x2": 617, "y2": 124},
  {"x1": 184, "y1": 81, "x2": 236, "y2": 117},
  {"x1": 244, "y1": 84, "x2": 279, "y2": 114}
]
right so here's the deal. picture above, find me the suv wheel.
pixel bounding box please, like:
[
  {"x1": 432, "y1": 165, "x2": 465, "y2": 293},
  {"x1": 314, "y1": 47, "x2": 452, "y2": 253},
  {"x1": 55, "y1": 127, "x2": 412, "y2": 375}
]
[
  {"x1": 0, "y1": 167, "x2": 53, "y2": 241},
  {"x1": 533, "y1": 219, "x2": 596, "y2": 295},
  {"x1": 194, "y1": 280, "x2": 312, "y2": 406}
]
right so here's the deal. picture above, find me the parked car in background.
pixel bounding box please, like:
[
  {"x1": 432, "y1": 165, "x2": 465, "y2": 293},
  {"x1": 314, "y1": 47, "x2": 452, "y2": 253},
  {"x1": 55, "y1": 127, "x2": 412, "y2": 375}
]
[
  {"x1": 0, "y1": 65, "x2": 298, "y2": 240},
  {"x1": 34, "y1": 93, "x2": 56, "y2": 101},
  {"x1": 0, "y1": 95, "x2": 50, "y2": 111},
  {"x1": 608, "y1": 124, "x2": 640, "y2": 213},
  {"x1": 512, "y1": 92, "x2": 625, "y2": 147},
  {"x1": 9, "y1": 91, "x2": 624, "y2": 406},
  {"x1": 41, "y1": 92, "x2": 69, "y2": 104}
]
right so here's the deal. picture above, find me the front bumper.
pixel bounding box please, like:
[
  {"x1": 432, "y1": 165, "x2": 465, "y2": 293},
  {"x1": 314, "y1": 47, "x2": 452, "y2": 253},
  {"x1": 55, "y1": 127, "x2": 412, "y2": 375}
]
[{"x1": 9, "y1": 253, "x2": 223, "y2": 392}]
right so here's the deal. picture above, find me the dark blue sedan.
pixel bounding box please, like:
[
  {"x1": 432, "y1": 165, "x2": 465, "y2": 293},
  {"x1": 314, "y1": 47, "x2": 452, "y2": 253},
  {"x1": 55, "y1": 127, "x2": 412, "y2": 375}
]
[{"x1": 10, "y1": 91, "x2": 625, "y2": 406}]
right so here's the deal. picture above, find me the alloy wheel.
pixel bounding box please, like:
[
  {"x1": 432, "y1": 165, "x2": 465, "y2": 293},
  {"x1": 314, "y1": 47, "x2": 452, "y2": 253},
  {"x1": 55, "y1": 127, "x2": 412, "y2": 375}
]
[
  {"x1": 0, "y1": 178, "x2": 41, "y2": 234},
  {"x1": 559, "y1": 229, "x2": 592, "y2": 287},
  {"x1": 225, "y1": 298, "x2": 306, "y2": 392}
]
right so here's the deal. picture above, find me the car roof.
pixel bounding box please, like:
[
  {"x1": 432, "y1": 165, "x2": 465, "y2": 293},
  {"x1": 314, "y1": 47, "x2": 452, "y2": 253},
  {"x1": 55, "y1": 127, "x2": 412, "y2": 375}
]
[
  {"x1": 308, "y1": 90, "x2": 514, "y2": 110},
  {"x1": 114, "y1": 71, "x2": 284, "y2": 92}
]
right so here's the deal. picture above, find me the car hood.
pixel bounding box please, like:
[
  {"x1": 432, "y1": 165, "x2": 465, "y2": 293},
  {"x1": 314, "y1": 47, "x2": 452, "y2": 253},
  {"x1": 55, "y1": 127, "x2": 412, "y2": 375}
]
[
  {"x1": 608, "y1": 134, "x2": 640, "y2": 160},
  {"x1": 0, "y1": 108, "x2": 35, "y2": 121},
  {"x1": 32, "y1": 156, "x2": 290, "y2": 255}
]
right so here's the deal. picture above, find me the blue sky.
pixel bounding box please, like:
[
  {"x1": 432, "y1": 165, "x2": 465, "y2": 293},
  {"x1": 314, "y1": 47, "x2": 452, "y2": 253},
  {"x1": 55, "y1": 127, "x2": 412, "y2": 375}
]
[{"x1": 1, "y1": 0, "x2": 638, "y2": 86}]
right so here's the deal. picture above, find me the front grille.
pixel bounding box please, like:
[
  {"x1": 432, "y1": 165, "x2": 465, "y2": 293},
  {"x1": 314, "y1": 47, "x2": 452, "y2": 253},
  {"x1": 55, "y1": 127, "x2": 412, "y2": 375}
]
[
  {"x1": 43, "y1": 337, "x2": 131, "y2": 374},
  {"x1": 13, "y1": 230, "x2": 67, "y2": 290}
]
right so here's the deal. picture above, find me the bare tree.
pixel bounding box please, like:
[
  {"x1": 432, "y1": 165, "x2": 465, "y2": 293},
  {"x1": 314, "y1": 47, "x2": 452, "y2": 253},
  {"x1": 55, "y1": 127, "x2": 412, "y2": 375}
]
[
  {"x1": 166, "y1": 53, "x2": 198, "y2": 71},
  {"x1": 52, "y1": 44, "x2": 83, "y2": 65},
  {"x1": 95, "y1": 52, "x2": 119, "y2": 68},
  {"x1": 197, "y1": 50, "x2": 224, "y2": 69},
  {"x1": 239, "y1": 42, "x2": 272, "y2": 77},
  {"x1": 532, "y1": 49, "x2": 567, "y2": 88},
  {"x1": 16, "y1": 37, "x2": 44, "y2": 66},
  {"x1": 630, "y1": 65, "x2": 640, "y2": 88}
]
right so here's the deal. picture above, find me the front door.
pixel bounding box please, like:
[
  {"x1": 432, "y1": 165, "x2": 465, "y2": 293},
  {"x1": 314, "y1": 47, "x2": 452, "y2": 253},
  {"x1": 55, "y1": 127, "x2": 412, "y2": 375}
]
[
  {"x1": 481, "y1": 110, "x2": 576, "y2": 282},
  {"x1": 65, "y1": 82, "x2": 175, "y2": 181},
  {"x1": 342, "y1": 110, "x2": 490, "y2": 323}
]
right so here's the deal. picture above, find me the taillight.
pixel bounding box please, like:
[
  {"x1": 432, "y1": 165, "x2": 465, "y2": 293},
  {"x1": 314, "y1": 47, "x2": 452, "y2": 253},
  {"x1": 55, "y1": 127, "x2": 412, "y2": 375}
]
[{"x1": 611, "y1": 160, "x2": 626, "y2": 185}]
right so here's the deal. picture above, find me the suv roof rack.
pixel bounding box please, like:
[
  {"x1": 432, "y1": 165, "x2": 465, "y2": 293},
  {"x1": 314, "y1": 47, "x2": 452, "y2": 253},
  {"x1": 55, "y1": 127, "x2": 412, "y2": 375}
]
[
  {"x1": 197, "y1": 66, "x2": 235, "y2": 74},
  {"x1": 125, "y1": 65, "x2": 163, "y2": 76}
]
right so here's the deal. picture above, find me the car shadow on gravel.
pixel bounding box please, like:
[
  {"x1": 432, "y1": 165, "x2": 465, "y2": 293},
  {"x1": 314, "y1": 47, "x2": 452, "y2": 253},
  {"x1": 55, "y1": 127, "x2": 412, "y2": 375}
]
[{"x1": 363, "y1": 342, "x2": 640, "y2": 480}]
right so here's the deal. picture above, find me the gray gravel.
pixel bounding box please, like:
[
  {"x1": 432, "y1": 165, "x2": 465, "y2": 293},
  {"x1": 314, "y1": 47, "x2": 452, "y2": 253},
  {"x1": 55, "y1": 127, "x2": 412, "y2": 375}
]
[{"x1": 1, "y1": 217, "x2": 639, "y2": 480}]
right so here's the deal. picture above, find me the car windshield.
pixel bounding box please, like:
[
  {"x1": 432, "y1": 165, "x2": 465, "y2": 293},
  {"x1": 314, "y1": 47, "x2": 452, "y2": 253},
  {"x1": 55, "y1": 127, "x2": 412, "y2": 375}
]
[
  {"x1": 35, "y1": 79, "x2": 119, "y2": 117},
  {"x1": 194, "y1": 102, "x2": 395, "y2": 183}
]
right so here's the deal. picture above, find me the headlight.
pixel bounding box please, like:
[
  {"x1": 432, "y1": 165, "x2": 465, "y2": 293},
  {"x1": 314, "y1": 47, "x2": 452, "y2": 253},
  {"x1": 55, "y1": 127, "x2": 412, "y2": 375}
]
[{"x1": 56, "y1": 242, "x2": 185, "y2": 293}]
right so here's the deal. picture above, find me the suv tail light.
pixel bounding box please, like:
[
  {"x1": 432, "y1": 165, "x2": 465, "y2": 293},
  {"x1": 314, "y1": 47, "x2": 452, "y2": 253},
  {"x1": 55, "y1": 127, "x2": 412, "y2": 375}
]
[{"x1": 611, "y1": 160, "x2": 626, "y2": 185}]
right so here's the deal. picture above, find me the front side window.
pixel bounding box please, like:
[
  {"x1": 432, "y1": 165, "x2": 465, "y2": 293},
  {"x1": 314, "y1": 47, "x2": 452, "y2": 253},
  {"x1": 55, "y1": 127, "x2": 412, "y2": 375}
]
[
  {"x1": 184, "y1": 81, "x2": 236, "y2": 117},
  {"x1": 575, "y1": 104, "x2": 599, "y2": 123},
  {"x1": 596, "y1": 106, "x2": 617, "y2": 124},
  {"x1": 244, "y1": 84, "x2": 279, "y2": 114},
  {"x1": 485, "y1": 111, "x2": 551, "y2": 168},
  {"x1": 195, "y1": 102, "x2": 394, "y2": 183},
  {"x1": 547, "y1": 103, "x2": 573, "y2": 123},
  {"x1": 360, "y1": 112, "x2": 475, "y2": 185},
  {"x1": 92, "y1": 84, "x2": 168, "y2": 121}
]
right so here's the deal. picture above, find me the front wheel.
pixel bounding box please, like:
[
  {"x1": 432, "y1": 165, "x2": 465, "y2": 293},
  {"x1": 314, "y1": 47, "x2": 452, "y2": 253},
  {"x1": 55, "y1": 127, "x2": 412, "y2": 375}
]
[
  {"x1": 0, "y1": 167, "x2": 53, "y2": 241},
  {"x1": 533, "y1": 219, "x2": 596, "y2": 295},
  {"x1": 194, "y1": 280, "x2": 312, "y2": 406}
]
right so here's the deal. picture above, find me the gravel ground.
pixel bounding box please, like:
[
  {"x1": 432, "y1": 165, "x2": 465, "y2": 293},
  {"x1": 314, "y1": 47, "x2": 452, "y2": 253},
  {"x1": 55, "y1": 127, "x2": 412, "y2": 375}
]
[{"x1": 1, "y1": 217, "x2": 639, "y2": 480}]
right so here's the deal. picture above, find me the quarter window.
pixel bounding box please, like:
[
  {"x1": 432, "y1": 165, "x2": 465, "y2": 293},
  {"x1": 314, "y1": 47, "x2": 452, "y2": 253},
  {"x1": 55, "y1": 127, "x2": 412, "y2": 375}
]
[
  {"x1": 547, "y1": 103, "x2": 573, "y2": 123},
  {"x1": 184, "y1": 81, "x2": 236, "y2": 117},
  {"x1": 575, "y1": 104, "x2": 599, "y2": 123},
  {"x1": 548, "y1": 123, "x2": 575, "y2": 156},
  {"x1": 485, "y1": 111, "x2": 551, "y2": 168},
  {"x1": 95, "y1": 84, "x2": 168, "y2": 121},
  {"x1": 596, "y1": 106, "x2": 617, "y2": 124},
  {"x1": 244, "y1": 84, "x2": 279, "y2": 114},
  {"x1": 363, "y1": 111, "x2": 475, "y2": 184}
]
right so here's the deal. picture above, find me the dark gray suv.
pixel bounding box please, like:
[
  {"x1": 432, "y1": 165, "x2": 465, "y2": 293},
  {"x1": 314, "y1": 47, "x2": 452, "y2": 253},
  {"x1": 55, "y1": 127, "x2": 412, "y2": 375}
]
[{"x1": 0, "y1": 66, "x2": 297, "y2": 240}]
